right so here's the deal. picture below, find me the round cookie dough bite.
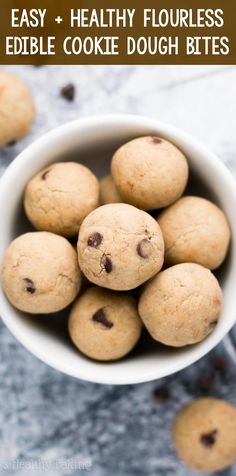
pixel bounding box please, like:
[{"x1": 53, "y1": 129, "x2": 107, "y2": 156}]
[
  {"x1": 1, "y1": 232, "x2": 81, "y2": 314},
  {"x1": 138, "y1": 263, "x2": 222, "y2": 347},
  {"x1": 173, "y1": 398, "x2": 236, "y2": 472},
  {"x1": 69, "y1": 286, "x2": 142, "y2": 361},
  {"x1": 111, "y1": 136, "x2": 188, "y2": 210},
  {"x1": 24, "y1": 162, "x2": 100, "y2": 238},
  {"x1": 158, "y1": 195, "x2": 231, "y2": 270},
  {"x1": 77, "y1": 203, "x2": 164, "y2": 291},
  {"x1": 0, "y1": 71, "x2": 35, "y2": 147},
  {"x1": 100, "y1": 174, "x2": 123, "y2": 204}
]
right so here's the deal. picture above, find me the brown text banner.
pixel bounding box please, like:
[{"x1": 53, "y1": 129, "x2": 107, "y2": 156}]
[{"x1": 0, "y1": 0, "x2": 235, "y2": 64}]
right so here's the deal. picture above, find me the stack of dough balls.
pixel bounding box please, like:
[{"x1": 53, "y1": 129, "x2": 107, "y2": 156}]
[{"x1": 1, "y1": 133, "x2": 231, "y2": 362}]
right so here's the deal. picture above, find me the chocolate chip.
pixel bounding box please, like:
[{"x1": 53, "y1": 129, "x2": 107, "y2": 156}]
[
  {"x1": 41, "y1": 170, "x2": 50, "y2": 180},
  {"x1": 197, "y1": 374, "x2": 214, "y2": 393},
  {"x1": 200, "y1": 429, "x2": 218, "y2": 448},
  {"x1": 210, "y1": 320, "x2": 218, "y2": 328},
  {"x1": 87, "y1": 232, "x2": 103, "y2": 248},
  {"x1": 60, "y1": 83, "x2": 75, "y2": 101},
  {"x1": 7, "y1": 139, "x2": 17, "y2": 147},
  {"x1": 214, "y1": 356, "x2": 228, "y2": 374},
  {"x1": 102, "y1": 255, "x2": 113, "y2": 273},
  {"x1": 153, "y1": 386, "x2": 170, "y2": 401},
  {"x1": 23, "y1": 278, "x2": 36, "y2": 294},
  {"x1": 137, "y1": 239, "x2": 151, "y2": 259},
  {"x1": 92, "y1": 308, "x2": 113, "y2": 329},
  {"x1": 151, "y1": 136, "x2": 162, "y2": 144}
]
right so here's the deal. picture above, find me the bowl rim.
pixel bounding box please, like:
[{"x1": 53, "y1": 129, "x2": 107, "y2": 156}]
[{"x1": 1, "y1": 113, "x2": 236, "y2": 385}]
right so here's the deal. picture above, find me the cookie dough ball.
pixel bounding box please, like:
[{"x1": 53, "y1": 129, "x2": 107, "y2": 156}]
[
  {"x1": 1, "y1": 232, "x2": 81, "y2": 314},
  {"x1": 138, "y1": 263, "x2": 222, "y2": 347},
  {"x1": 24, "y1": 162, "x2": 100, "y2": 238},
  {"x1": 77, "y1": 203, "x2": 164, "y2": 291},
  {"x1": 69, "y1": 286, "x2": 142, "y2": 361},
  {"x1": 173, "y1": 398, "x2": 236, "y2": 472},
  {"x1": 0, "y1": 71, "x2": 35, "y2": 146},
  {"x1": 100, "y1": 175, "x2": 123, "y2": 204},
  {"x1": 158, "y1": 196, "x2": 231, "y2": 270},
  {"x1": 111, "y1": 136, "x2": 188, "y2": 210}
]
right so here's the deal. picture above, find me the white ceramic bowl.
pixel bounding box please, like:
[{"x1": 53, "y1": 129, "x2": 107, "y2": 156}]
[{"x1": 0, "y1": 114, "x2": 236, "y2": 385}]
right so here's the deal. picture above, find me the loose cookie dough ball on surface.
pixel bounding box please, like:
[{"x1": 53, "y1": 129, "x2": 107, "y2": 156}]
[
  {"x1": 100, "y1": 175, "x2": 123, "y2": 204},
  {"x1": 1, "y1": 232, "x2": 81, "y2": 314},
  {"x1": 173, "y1": 398, "x2": 236, "y2": 472},
  {"x1": 138, "y1": 263, "x2": 222, "y2": 347},
  {"x1": 111, "y1": 136, "x2": 188, "y2": 210},
  {"x1": 77, "y1": 203, "x2": 164, "y2": 291},
  {"x1": 0, "y1": 71, "x2": 35, "y2": 146},
  {"x1": 158, "y1": 196, "x2": 231, "y2": 270},
  {"x1": 69, "y1": 286, "x2": 142, "y2": 361},
  {"x1": 24, "y1": 162, "x2": 100, "y2": 238}
]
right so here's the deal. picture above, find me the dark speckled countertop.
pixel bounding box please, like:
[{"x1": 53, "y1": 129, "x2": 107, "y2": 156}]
[{"x1": 1, "y1": 65, "x2": 236, "y2": 476}]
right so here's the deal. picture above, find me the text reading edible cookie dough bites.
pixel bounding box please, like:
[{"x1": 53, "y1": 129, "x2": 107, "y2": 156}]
[{"x1": 5, "y1": 7, "x2": 230, "y2": 57}]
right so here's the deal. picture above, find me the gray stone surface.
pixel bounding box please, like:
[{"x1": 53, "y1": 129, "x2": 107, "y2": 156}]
[{"x1": 1, "y1": 65, "x2": 236, "y2": 476}]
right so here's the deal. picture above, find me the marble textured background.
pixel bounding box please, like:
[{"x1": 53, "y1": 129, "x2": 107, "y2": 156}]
[{"x1": 1, "y1": 65, "x2": 236, "y2": 476}]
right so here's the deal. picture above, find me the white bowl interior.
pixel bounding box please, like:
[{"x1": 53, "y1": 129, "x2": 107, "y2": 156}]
[{"x1": 0, "y1": 115, "x2": 236, "y2": 385}]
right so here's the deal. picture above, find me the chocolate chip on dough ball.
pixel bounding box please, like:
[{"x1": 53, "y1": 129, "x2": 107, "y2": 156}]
[
  {"x1": 1, "y1": 232, "x2": 81, "y2": 314},
  {"x1": 158, "y1": 196, "x2": 231, "y2": 270},
  {"x1": 77, "y1": 203, "x2": 164, "y2": 291},
  {"x1": 138, "y1": 263, "x2": 222, "y2": 347},
  {"x1": 100, "y1": 174, "x2": 123, "y2": 204},
  {"x1": 24, "y1": 162, "x2": 100, "y2": 238},
  {"x1": 0, "y1": 71, "x2": 35, "y2": 146},
  {"x1": 111, "y1": 136, "x2": 188, "y2": 210},
  {"x1": 173, "y1": 398, "x2": 236, "y2": 472},
  {"x1": 69, "y1": 287, "x2": 142, "y2": 361}
]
